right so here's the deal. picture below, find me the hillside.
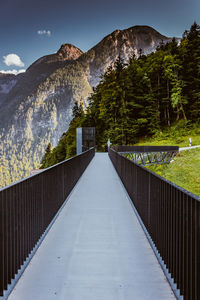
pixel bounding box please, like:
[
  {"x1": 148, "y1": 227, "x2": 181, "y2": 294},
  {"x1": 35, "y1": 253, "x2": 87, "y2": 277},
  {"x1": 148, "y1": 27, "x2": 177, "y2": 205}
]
[
  {"x1": 136, "y1": 121, "x2": 200, "y2": 147},
  {"x1": 145, "y1": 148, "x2": 200, "y2": 197},
  {"x1": 136, "y1": 121, "x2": 200, "y2": 196}
]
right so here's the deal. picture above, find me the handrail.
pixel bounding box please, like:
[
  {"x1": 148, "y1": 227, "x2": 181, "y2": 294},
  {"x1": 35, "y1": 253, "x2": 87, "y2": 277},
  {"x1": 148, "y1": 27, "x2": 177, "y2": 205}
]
[
  {"x1": 0, "y1": 148, "x2": 95, "y2": 296},
  {"x1": 109, "y1": 147, "x2": 200, "y2": 300},
  {"x1": 111, "y1": 145, "x2": 179, "y2": 153}
]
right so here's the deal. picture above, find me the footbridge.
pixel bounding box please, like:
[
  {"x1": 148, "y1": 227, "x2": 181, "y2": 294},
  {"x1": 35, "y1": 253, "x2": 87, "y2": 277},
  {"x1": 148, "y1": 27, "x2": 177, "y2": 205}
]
[
  {"x1": 0, "y1": 147, "x2": 200, "y2": 300},
  {"x1": 113, "y1": 145, "x2": 179, "y2": 165}
]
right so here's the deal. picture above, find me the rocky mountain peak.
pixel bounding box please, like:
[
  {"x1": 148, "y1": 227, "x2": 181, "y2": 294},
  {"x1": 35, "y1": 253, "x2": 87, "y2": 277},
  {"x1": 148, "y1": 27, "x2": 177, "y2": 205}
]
[
  {"x1": 79, "y1": 25, "x2": 179, "y2": 87},
  {"x1": 57, "y1": 44, "x2": 83, "y2": 60},
  {"x1": 111, "y1": 29, "x2": 121, "y2": 36}
]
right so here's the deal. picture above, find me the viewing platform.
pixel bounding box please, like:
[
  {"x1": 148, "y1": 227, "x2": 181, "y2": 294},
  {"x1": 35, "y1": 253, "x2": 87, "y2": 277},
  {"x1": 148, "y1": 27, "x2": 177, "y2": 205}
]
[{"x1": 8, "y1": 153, "x2": 175, "y2": 300}]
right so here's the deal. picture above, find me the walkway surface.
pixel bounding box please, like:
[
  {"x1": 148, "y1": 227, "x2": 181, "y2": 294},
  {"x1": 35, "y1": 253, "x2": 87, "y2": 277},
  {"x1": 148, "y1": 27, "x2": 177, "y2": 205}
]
[{"x1": 9, "y1": 153, "x2": 175, "y2": 300}]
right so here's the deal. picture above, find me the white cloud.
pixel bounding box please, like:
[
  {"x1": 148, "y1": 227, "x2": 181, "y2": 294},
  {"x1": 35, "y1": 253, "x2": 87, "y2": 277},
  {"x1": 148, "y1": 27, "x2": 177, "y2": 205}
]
[
  {"x1": 0, "y1": 69, "x2": 26, "y2": 75},
  {"x1": 37, "y1": 30, "x2": 51, "y2": 37},
  {"x1": 3, "y1": 54, "x2": 25, "y2": 67}
]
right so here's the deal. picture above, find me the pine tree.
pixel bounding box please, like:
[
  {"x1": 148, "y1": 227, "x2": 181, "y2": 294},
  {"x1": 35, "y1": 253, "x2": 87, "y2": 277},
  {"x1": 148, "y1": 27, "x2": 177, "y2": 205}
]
[
  {"x1": 180, "y1": 22, "x2": 200, "y2": 118},
  {"x1": 40, "y1": 143, "x2": 52, "y2": 169}
]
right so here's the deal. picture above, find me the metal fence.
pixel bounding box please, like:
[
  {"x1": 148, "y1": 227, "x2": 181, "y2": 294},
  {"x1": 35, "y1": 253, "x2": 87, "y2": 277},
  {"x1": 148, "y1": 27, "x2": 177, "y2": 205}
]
[
  {"x1": 0, "y1": 148, "x2": 95, "y2": 296},
  {"x1": 111, "y1": 145, "x2": 179, "y2": 153},
  {"x1": 109, "y1": 147, "x2": 200, "y2": 300}
]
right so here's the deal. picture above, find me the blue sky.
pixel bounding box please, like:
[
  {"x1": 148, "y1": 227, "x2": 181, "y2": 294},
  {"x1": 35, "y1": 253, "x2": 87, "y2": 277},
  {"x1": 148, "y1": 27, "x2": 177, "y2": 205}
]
[{"x1": 0, "y1": 0, "x2": 200, "y2": 74}]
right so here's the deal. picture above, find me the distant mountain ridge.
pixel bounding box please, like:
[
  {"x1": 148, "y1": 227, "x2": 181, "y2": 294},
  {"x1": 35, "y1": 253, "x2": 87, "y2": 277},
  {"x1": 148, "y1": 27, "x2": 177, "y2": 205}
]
[
  {"x1": 0, "y1": 25, "x2": 179, "y2": 187},
  {"x1": 78, "y1": 25, "x2": 175, "y2": 86}
]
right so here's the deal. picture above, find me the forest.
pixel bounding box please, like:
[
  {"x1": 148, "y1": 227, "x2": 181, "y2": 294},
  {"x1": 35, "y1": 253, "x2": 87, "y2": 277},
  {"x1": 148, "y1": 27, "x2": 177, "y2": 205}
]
[{"x1": 41, "y1": 22, "x2": 200, "y2": 169}]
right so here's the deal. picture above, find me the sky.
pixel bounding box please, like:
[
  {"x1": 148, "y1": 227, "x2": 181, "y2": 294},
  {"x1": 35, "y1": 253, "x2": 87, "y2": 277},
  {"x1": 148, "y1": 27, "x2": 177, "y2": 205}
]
[{"x1": 0, "y1": 0, "x2": 200, "y2": 74}]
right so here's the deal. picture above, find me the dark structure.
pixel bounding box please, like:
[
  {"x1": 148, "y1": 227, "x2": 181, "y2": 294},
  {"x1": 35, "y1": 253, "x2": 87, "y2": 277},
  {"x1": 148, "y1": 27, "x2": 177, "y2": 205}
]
[
  {"x1": 109, "y1": 146, "x2": 200, "y2": 300},
  {"x1": 0, "y1": 148, "x2": 95, "y2": 296},
  {"x1": 76, "y1": 127, "x2": 95, "y2": 155},
  {"x1": 112, "y1": 145, "x2": 179, "y2": 165}
]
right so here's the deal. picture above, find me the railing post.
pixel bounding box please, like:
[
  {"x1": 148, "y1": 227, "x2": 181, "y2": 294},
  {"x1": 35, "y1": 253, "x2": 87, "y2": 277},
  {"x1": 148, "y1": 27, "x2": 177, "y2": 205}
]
[
  {"x1": 148, "y1": 172, "x2": 151, "y2": 231},
  {"x1": 195, "y1": 201, "x2": 200, "y2": 299},
  {"x1": 0, "y1": 193, "x2": 4, "y2": 296}
]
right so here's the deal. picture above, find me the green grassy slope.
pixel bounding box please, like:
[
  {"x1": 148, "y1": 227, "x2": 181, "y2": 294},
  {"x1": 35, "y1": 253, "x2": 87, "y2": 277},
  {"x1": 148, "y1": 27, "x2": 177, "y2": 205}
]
[
  {"x1": 136, "y1": 122, "x2": 200, "y2": 197},
  {"x1": 136, "y1": 122, "x2": 200, "y2": 147},
  {"x1": 145, "y1": 148, "x2": 200, "y2": 197}
]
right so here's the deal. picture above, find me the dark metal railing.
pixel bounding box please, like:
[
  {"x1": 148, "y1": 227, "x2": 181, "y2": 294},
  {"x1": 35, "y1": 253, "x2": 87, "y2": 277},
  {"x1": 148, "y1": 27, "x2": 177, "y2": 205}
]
[
  {"x1": 0, "y1": 148, "x2": 95, "y2": 296},
  {"x1": 121, "y1": 151, "x2": 178, "y2": 165},
  {"x1": 112, "y1": 145, "x2": 179, "y2": 165},
  {"x1": 109, "y1": 147, "x2": 200, "y2": 300},
  {"x1": 112, "y1": 145, "x2": 179, "y2": 153}
]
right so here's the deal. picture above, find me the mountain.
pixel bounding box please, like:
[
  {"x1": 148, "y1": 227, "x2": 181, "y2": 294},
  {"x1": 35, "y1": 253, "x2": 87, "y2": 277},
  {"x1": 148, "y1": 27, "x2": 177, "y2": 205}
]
[{"x1": 0, "y1": 25, "x2": 179, "y2": 187}]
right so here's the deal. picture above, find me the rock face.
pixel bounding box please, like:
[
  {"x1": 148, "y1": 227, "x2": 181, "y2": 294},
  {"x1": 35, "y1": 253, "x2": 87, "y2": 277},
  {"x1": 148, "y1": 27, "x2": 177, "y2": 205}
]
[
  {"x1": 57, "y1": 44, "x2": 83, "y2": 60},
  {"x1": 79, "y1": 25, "x2": 174, "y2": 86},
  {"x1": 0, "y1": 73, "x2": 18, "y2": 105},
  {"x1": 0, "y1": 25, "x2": 179, "y2": 187}
]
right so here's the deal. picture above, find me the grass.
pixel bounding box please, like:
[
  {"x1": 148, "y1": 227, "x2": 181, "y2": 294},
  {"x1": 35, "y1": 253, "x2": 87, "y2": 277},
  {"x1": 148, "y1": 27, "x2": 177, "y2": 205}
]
[
  {"x1": 145, "y1": 148, "x2": 200, "y2": 197},
  {"x1": 134, "y1": 121, "x2": 200, "y2": 197},
  {"x1": 136, "y1": 121, "x2": 200, "y2": 147}
]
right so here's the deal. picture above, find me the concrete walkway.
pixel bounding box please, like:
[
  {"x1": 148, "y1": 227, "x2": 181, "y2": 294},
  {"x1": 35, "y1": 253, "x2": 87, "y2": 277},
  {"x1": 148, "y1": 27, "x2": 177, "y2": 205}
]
[{"x1": 9, "y1": 153, "x2": 175, "y2": 300}]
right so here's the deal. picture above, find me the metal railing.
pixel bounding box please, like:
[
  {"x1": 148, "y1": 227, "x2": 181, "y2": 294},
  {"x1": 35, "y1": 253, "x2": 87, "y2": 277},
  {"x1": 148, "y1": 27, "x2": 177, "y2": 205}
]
[
  {"x1": 109, "y1": 147, "x2": 200, "y2": 300},
  {"x1": 111, "y1": 145, "x2": 179, "y2": 152},
  {"x1": 0, "y1": 148, "x2": 95, "y2": 296},
  {"x1": 112, "y1": 145, "x2": 179, "y2": 166}
]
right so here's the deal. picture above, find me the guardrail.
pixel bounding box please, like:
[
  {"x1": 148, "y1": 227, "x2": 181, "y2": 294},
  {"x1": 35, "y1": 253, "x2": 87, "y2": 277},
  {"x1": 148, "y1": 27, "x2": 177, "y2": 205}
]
[
  {"x1": 114, "y1": 145, "x2": 179, "y2": 166},
  {"x1": 0, "y1": 148, "x2": 95, "y2": 296},
  {"x1": 111, "y1": 145, "x2": 179, "y2": 153},
  {"x1": 109, "y1": 147, "x2": 200, "y2": 300}
]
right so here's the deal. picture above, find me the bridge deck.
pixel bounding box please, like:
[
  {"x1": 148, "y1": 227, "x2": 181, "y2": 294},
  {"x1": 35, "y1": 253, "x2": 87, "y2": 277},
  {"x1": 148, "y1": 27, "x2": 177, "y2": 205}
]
[{"x1": 8, "y1": 153, "x2": 175, "y2": 300}]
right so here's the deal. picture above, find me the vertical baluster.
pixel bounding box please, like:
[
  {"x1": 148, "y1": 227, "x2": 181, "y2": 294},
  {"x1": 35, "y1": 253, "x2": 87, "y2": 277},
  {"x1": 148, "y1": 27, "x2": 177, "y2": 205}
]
[
  {"x1": 3, "y1": 190, "x2": 8, "y2": 290},
  {"x1": 195, "y1": 200, "x2": 200, "y2": 299},
  {"x1": 11, "y1": 187, "x2": 15, "y2": 280},
  {"x1": 0, "y1": 192, "x2": 4, "y2": 296},
  {"x1": 7, "y1": 189, "x2": 12, "y2": 285},
  {"x1": 175, "y1": 189, "x2": 179, "y2": 287},
  {"x1": 190, "y1": 198, "x2": 195, "y2": 300},
  {"x1": 178, "y1": 192, "x2": 183, "y2": 294},
  {"x1": 169, "y1": 182, "x2": 172, "y2": 274},
  {"x1": 184, "y1": 194, "x2": 189, "y2": 300},
  {"x1": 173, "y1": 186, "x2": 177, "y2": 282}
]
